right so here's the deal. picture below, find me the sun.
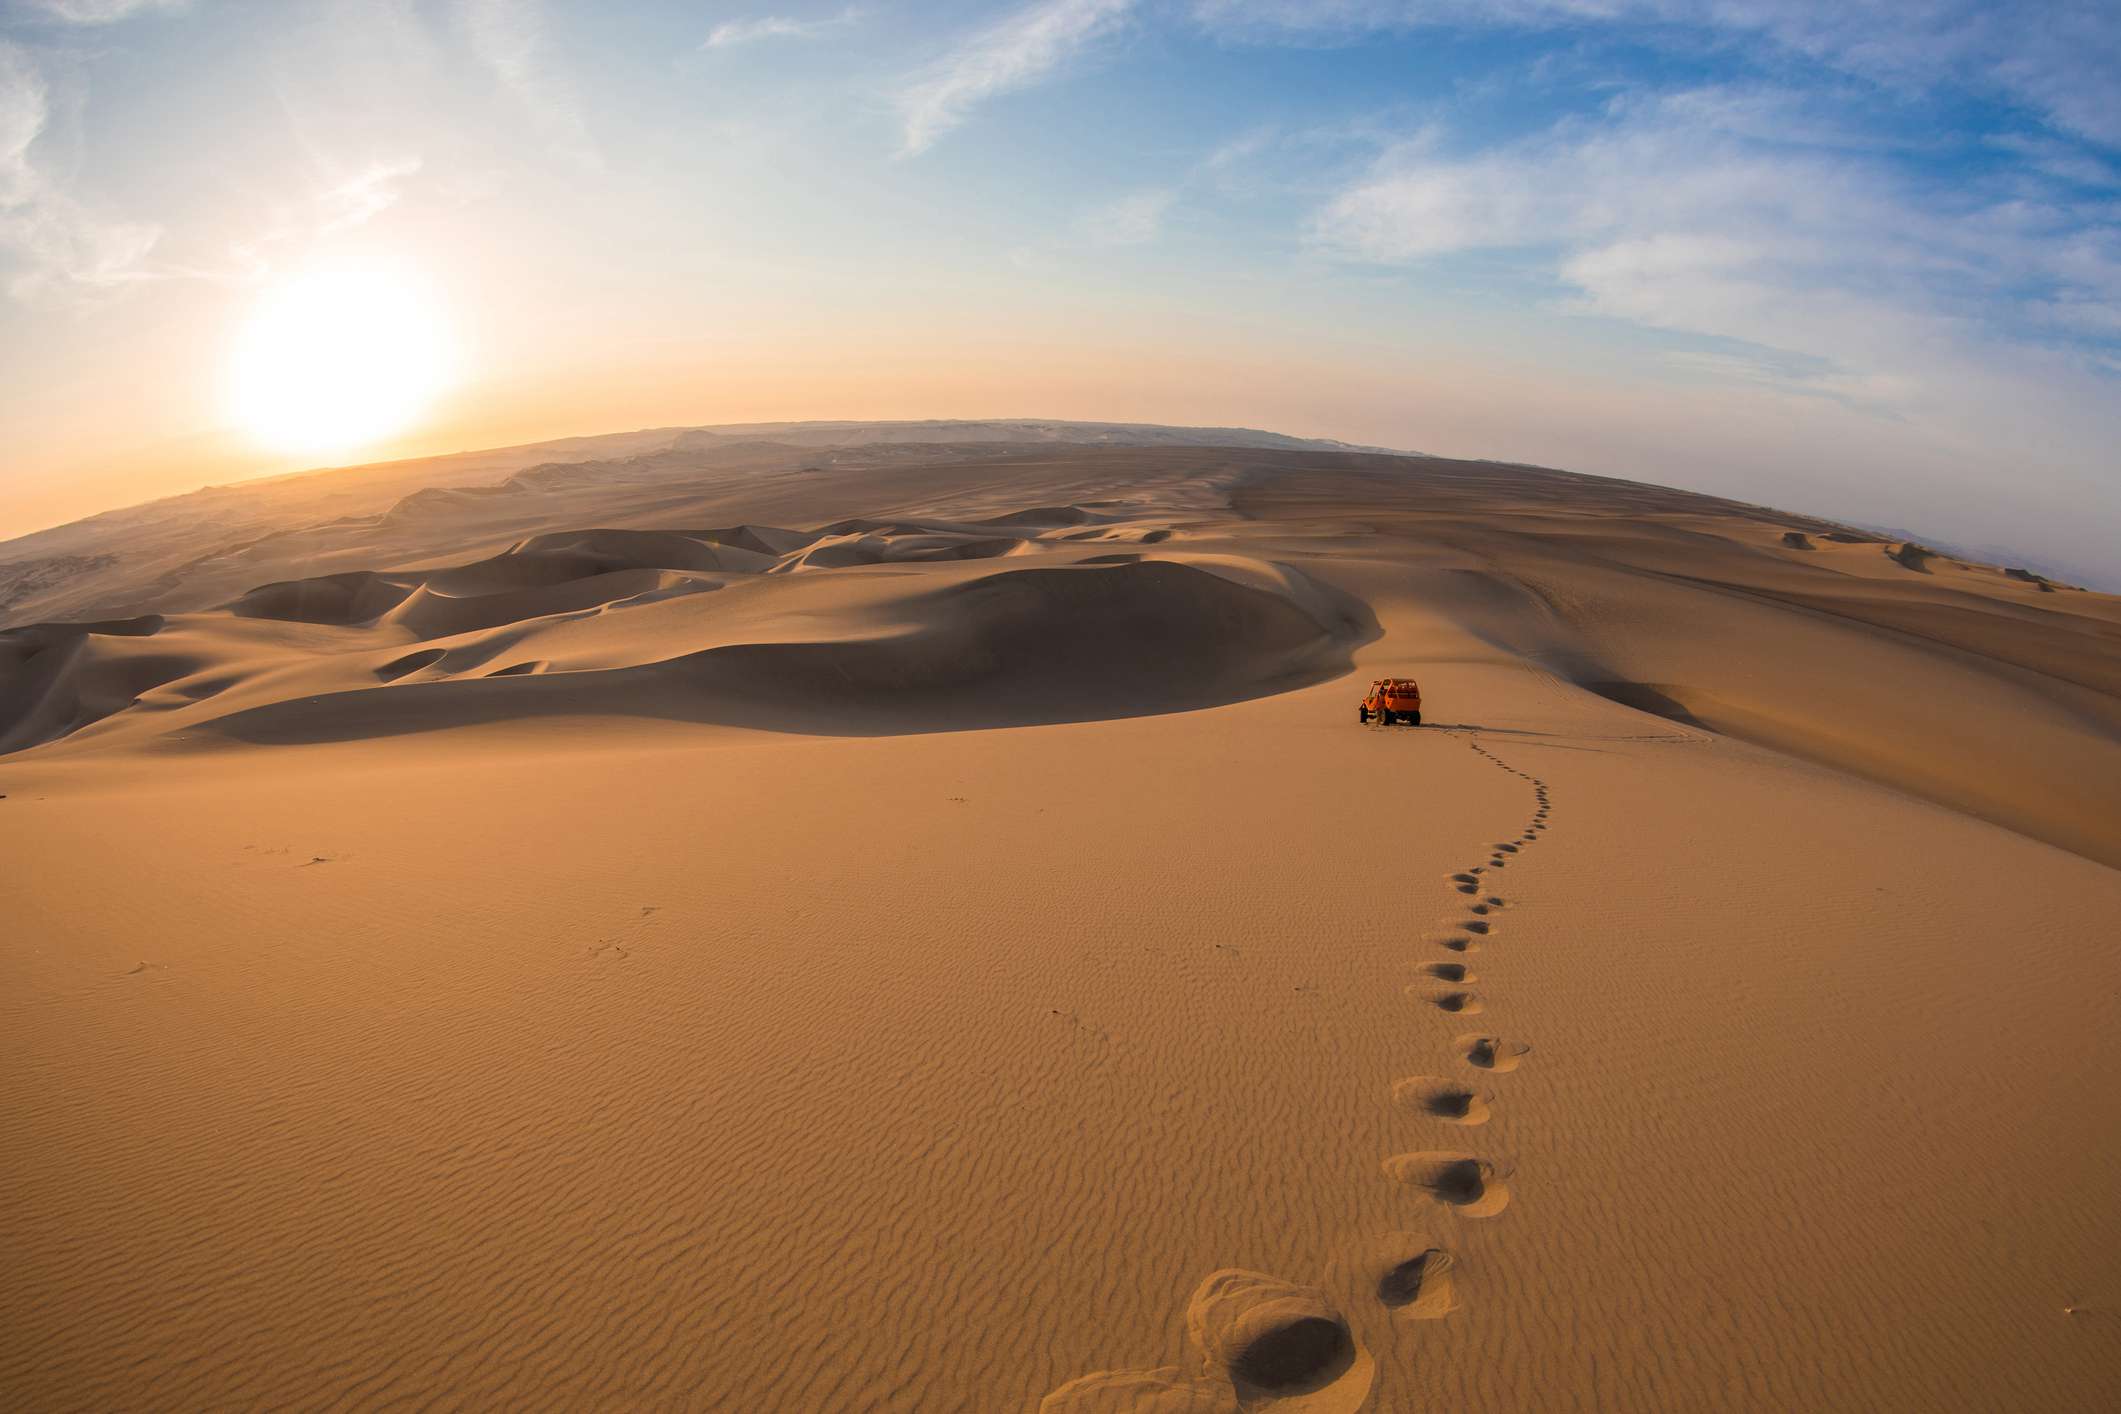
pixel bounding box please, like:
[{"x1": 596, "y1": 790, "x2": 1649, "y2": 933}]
[{"x1": 229, "y1": 269, "x2": 455, "y2": 459}]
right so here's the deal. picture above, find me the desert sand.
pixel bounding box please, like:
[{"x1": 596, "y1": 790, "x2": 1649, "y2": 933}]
[{"x1": 3, "y1": 426, "x2": 2119, "y2": 1411}]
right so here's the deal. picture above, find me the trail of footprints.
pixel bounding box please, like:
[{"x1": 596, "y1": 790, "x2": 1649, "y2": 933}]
[
  {"x1": 1042, "y1": 737, "x2": 1554, "y2": 1410},
  {"x1": 1392, "y1": 740, "x2": 1548, "y2": 1253}
]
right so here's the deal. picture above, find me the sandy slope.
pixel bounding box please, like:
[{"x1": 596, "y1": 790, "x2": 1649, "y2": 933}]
[{"x1": 2, "y1": 444, "x2": 2118, "y2": 1411}]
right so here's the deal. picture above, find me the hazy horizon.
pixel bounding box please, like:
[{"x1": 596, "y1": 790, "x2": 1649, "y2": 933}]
[
  {"x1": 2, "y1": 1, "x2": 2117, "y2": 574},
  {"x1": 9, "y1": 413, "x2": 2112, "y2": 591}
]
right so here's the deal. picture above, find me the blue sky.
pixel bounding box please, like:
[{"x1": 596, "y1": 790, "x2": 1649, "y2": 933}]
[{"x1": 1, "y1": 0, "x2": 2117, "y2": 575}]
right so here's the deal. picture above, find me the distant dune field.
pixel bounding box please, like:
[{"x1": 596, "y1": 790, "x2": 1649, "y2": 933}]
[{"x1": 3, "y1": 427, "x2": 2118, "y2": 1411}]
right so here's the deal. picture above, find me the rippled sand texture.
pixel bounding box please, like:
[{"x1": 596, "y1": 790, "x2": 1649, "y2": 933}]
[{"x1": 4, "y1": 439, "x2": 2120, "y2": 1410}]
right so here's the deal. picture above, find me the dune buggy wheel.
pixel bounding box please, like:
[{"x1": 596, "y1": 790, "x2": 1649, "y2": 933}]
[
  {"x1": 1409, "y1": 711, "x2": 1421, "y2": 726},
  {"x1": 1380, "y1": 708, "x2": 1395, "y2": 726}
]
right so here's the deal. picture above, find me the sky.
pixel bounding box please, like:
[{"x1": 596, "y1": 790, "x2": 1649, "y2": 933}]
[{"x1": 1, "y1": 0, "x2": 2117, "y2": 577}]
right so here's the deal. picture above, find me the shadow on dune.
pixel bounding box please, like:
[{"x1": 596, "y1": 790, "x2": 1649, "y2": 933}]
[
  {"x1": 200, "y1": 560, "x2": 1381, "y2": 745},
  {"x1": 1575, "y1": 681, "x2": 1716, "y2": 731},
  {"x1": 228, "y1": 571, "x2": 415, "y2": 625},
  {"x1": 0, "y1": 615, "x2": 188, "y2": 755}
]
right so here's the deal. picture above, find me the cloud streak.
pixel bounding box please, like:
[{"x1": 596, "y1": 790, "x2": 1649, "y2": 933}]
[
  {"x1": 1193, "y1": 1, "x2": 2121, "y2": 149},
  {"x1": 703, "y1": 9, "x2": 860, "y2": 50},
  {"x1": 0, "y1": 41, "x2": 164, "y2": 300},
  {"x1": 1078, "y1": 187, "x2": 1173, "y2": 245},
  {"x1": 898, "y1": 0, "x2": 1135, "y2": 156},
  {"x1": 1313, "y1": 86, "x2": 2121, "y2": 412},
  {"x1": 21, "y1": 0, "x2": 186, "y2": 22},
  {"x1": 456, "y1": 0, "x2": 599, "y2": 167},
  {"x1": 316, "y1": 157, "x2": 424, "y2": 236}
]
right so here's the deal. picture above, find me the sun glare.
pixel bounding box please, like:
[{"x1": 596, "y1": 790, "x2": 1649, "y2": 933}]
[{"x1": 229, "y1": 270, "x2": 454, "y2": 459}]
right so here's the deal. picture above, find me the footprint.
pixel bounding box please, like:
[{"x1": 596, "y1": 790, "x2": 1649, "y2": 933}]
[
  {"x1": 1421, "y1": 962, "x2": 1474, "y2": 983},
  {"x1": 1391, "y1": 1076, "x2": 1492, "y2": 1126},
  {"x1": 1450, "y1": 875, "x2": 1479, "y2": 895},
  {"x1": 1459, "y1": 1034, "x2": 1531, "y2": 1072},
  {"x1": 1380, "y1": 1152, "x2": 1512, "y2": 1217},
  {"x1": 1186, "y1": 1270, "x2": 1373, "y2": 1408},
  {"x1": 1468, "y1": 904, "x2": 1490, "y2": 916},
  {"x1": 1494, "y1": 843, "x2": 1518, "y2": 853},
  {"x1": 1376, "y1": 1247, "x2": 1459, "y2": 1320},
  {"x1": 1415, "y1": 989, "x2": 1483, "y2": 1015},
  {"x1": 1328, "y1": 1234, "x2": 1460, "y2": 1324},
  {"x1": 1462, "y1": 920, "x2": 1490, "y2": 935},
  {"x1": 1436, "y1": 936, "x2": 1478, "y2": 954}
]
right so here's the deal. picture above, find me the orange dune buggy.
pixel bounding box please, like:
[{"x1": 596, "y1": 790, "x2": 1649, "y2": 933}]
[{"x1": 1359, "y1": 677, "x2": 1422, "y2": 726}]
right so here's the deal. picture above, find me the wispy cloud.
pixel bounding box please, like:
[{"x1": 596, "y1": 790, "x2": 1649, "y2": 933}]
[
  {"x1": 1193, "y1": 1, "x2": 2121, "y2": 150},
  {"x1": 0, "y1": 41, "x2": 164, "y2": 300},
  {"x1": 0, "y1": 47, "x2": 41, "y2": 209},
  {"x1": 1312, "y1": 85, "x2": 2121, "y2": 406},
  {"x1": 455, "y1": 0, "x2": 599, "y2": 168},
  {"x1": 211, "y1": 156, "x2": 430, "y2": 288},
  {"x1": 1078, "y1": 187, "x2": 1173, "y2": 245},
  {"x1": 898, "y1": 0, "x2": 1136, "y2": 156},
  {"x1": 20, "y1": 0, "x2": 186, "y2": 22},
  {"x1": 702, "y1": 8, "x2": 861, "y2": 51},
  {"x1": 1988, "y1": 134, "x2": 2120, "y2": 190},
  {"x1": 316, "y1": 157, "x2": 424, "y2": 236},
  {"x1": 1202, "y1": 127, "x2": 1276, "y2": 174}
]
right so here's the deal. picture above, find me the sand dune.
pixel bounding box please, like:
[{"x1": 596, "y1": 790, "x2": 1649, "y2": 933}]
[
  {"x1": 2, "y1": 508, "x2": 1376, "y2": 754},
  {"x1": 3, "y1": 435, "x2": 2118, "y2": 1410},
  {"x1": 203, "y1": 555, "x2": 1371, "y2": 744}
]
